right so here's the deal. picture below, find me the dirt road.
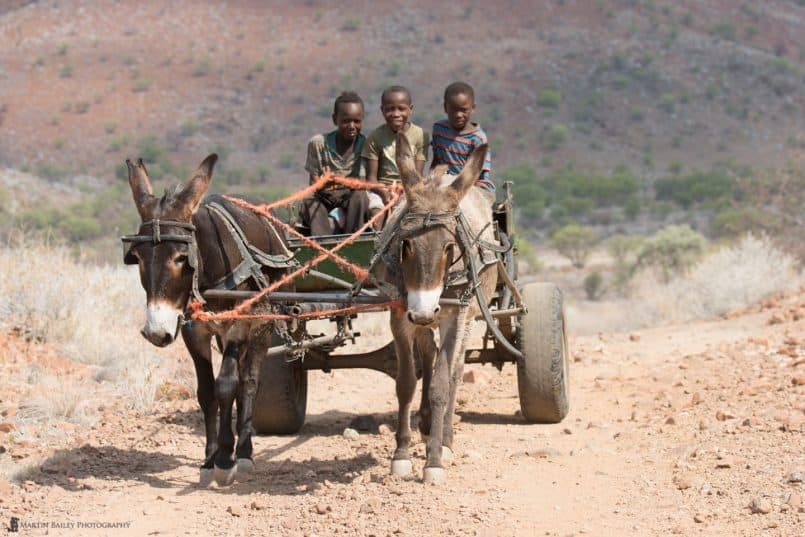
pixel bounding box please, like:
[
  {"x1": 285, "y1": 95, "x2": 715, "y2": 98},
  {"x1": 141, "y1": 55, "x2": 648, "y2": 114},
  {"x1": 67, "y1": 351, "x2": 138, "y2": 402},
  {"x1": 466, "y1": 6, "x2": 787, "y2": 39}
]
[{"x1": 0, "y1": 291, "x2": 803, "y2": 536}]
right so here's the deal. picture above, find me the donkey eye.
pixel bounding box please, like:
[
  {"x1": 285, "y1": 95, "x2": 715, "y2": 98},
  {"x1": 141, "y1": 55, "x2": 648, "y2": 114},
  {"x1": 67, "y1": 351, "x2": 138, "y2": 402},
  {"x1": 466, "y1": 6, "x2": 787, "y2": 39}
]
[{"x1": 174, "y1": 254, "x2": 188, "y2": 265}]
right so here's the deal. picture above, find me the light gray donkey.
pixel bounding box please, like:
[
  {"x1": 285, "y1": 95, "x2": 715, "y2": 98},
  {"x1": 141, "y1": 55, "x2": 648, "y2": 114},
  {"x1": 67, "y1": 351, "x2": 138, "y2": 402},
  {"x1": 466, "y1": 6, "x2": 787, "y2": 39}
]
[{"x1": 377, "y1": 133, "x2": 498, "y2": 484}]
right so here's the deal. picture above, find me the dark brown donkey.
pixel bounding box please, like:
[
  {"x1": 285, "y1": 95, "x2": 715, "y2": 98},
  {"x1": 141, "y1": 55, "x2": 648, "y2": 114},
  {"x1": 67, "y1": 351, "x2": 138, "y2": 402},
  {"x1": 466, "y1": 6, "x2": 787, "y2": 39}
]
[
  {"x1": 378, "y1": 135, "x2": 498, "y2": 484},
  {"x1": 123, "y1": 154, "x2": 292, "y2": 486}
]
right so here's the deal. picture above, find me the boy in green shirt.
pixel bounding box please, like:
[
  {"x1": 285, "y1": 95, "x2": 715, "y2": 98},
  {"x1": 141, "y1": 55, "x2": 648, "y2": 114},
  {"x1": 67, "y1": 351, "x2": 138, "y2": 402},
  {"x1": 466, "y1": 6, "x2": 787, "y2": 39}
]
[
  {"x1": 362, "y1": 86, "x2": 430, "y2": 201},
  {"x1": 301, "y1": 91, "x2": 373, "y2": 235}
]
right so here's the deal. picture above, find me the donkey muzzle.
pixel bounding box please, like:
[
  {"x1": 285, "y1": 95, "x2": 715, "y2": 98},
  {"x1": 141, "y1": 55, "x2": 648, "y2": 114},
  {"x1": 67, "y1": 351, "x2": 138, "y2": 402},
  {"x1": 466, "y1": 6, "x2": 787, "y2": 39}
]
[
  {"x1": 405, "y1": 288, "x2": 443, "y2": 326},
  {"x1": 141, "y1": 302, "x2": 183, "y2": 347},
  {"x1": 406, "y1": 307, "x2": 441, "y2": 326}
]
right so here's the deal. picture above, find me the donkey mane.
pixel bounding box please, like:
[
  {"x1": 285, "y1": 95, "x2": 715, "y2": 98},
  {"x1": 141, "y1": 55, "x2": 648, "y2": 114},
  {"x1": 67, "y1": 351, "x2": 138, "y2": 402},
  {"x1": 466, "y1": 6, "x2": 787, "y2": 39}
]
[{"x1": 156, "y1": 184, "x2": 183, "y2": 211}]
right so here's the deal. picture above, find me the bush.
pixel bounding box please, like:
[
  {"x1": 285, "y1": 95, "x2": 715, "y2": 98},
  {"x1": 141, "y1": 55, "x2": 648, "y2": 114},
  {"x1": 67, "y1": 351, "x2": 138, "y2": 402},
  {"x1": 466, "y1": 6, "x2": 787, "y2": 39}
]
[
  {"x1": 537, "y1": 88, "x2": 562, "y2": 109},
  {"x1": 504, "y1": 163, "x2": 545, "y2": 222},
  {"x1": 132, "y1": 77, "x2": 152, "y2": 92},
  {"x1": 542, "y1": 123, "x2": 568, "y2": 151},
  {"x1": 137, "y1": 135, "x2": 167, "y2": 164},
  {"x1": 513, "y1": 237, "x2": 542, "y2": 273},
  {"x1": 278, "y1": 153, "x2": 296, "y2": 170},
  {"x1": 629, "y1": 234, "x2": 802, "y2": 325},
  {"x1": 192, "y1": 59, "x2": 212, "y2": 77},
  {"x1": 654, "y1": 170, "x2": 735, "y2": 208},
  {"x1": 0, "y1": 238, "x2": 172, "y2": 413},
  {"x1": 179, "y1": 120, "x2": 198, "y2": 137},
  {"x1": 340, "y1": 17, "x2": 361, "y2": 31},
  {"x1": 0, "y1": 185, "x2": 9, "y2": 212},
  {"x1": 551, "y1": 224, "x2": 598, "y2": 268},
  {"x1": 709, "y1": 22, "x2": 736, "y2": 41},
  {"x1": 61, "y1": 215, "x2": 102, "y2": 241},
  {"x1": 606, "y1": 234, "x2": 644, "y2": 294},
  {"x1": 583, "y1": 271, "x2": 604, "y2": 300},
  {"x1": 38, "y1": 162, "x2": 69, "y2": 180},
  {"x1": 711, "y1": 207, "x2": 781, "y2": 238},
  {"x1": 108, "y1": 134, "x2": 130, "y2": 152},
  {"x1": 636, "y1": 225, "x2": 707, "y2": 282}
]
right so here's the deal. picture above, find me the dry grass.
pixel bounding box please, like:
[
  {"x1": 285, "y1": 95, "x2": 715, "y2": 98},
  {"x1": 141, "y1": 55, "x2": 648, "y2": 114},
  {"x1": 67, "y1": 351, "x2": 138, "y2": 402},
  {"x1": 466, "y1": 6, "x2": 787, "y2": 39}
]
[
  {"x1": 568, "y1": 234, "x2": 803, "y2": 334},
  {"x1": 0, "y1": 235, "x2": 171, "y2": 418}
]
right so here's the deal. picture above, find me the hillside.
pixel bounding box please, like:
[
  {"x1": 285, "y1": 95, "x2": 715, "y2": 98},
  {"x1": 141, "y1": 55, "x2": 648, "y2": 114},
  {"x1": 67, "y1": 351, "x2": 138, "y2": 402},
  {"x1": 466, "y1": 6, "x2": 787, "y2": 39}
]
[
  {"x1": 0, "y1": 0, "x2": 803, "y2": 263},
  {"x1": 0, "y1": 0, "x2": 802, "y2": 183}
]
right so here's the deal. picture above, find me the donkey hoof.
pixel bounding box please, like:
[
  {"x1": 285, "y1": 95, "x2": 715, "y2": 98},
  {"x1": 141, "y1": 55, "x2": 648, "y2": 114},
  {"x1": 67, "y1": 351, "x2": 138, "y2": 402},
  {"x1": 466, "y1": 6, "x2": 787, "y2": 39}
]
[
  {"x1": 423, "y1": 466, "x2": 446, "y2": 485},
  {"x1": 441, "y1": 446, "x2": 454, "y2": 465},
  {"x1": 214, "y1": 464, "x2": 237, "y2": 487},
  {"x1": 235, "y1": 459, "x2": 254, "y2": 481},
  {"x1": 390, "y1": 459, "x2": 413, "y2": 477},
  {"x1": 199, "y1": 468, "x2": 215, "y2": 487}
]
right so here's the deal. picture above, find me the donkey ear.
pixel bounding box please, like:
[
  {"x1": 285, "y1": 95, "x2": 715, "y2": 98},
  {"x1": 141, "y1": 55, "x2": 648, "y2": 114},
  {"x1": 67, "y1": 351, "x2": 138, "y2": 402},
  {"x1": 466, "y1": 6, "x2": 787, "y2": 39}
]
[
  {"x1": 395, "y1": 133, "x2": 421, "y2": 192},
  {"x1": 448, "y1": 144, "x2": 487, "y2": 199},
  {"x1": 127, "y1": 158, "x2": 154, "y2": 220},
  {"x1": 174, "y1": 153, "x2": 217, "y2": 217}
]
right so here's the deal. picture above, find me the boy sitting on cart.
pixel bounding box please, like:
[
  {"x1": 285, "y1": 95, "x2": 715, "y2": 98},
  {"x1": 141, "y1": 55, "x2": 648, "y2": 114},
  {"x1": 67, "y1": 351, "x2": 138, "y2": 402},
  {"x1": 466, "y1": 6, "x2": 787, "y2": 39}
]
[{"x1": 300, "y1": 91, "x2": 381, "y2": 235}]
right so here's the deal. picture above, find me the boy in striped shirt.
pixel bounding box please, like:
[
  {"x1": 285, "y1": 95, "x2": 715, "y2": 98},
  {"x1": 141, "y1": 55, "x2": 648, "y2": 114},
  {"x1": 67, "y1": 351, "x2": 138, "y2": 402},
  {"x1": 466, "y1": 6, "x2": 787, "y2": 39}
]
[{"x1": 430, "y1": 81, "x2": 495, "y2": 195}]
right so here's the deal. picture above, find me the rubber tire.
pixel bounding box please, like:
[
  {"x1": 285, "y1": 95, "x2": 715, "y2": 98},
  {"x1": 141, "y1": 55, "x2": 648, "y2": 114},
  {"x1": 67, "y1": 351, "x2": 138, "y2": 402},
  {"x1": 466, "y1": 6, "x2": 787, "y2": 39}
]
[
  {"x1": 252, "y1": 353, "x2": 308, "y2": 435},
  {"x1": 516, "y1": 282, "x2": 570, "y2": 423}
]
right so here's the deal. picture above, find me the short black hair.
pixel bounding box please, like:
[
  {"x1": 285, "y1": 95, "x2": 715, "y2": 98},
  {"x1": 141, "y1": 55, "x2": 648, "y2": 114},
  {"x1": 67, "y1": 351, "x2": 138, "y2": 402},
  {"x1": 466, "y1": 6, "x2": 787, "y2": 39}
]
[
  {"x1": 444, "y1": 81, "x2": 475, "y2": 103},
  {"x1": 381, "y1": 85, "x2": 412, "y2": 106},
  {"x1": 333, "y1": 91, "x2": 364, "y2": 116}
]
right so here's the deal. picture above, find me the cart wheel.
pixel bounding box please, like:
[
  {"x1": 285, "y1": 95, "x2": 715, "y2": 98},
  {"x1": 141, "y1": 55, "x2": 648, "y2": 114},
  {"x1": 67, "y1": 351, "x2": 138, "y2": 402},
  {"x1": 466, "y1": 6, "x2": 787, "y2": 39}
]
[
  {"x1": 252, "y1": 345, "x2": 308, "y2": 434},
  {"x1": 516, "y1": 282, "x2": 569, "y2": 423}
]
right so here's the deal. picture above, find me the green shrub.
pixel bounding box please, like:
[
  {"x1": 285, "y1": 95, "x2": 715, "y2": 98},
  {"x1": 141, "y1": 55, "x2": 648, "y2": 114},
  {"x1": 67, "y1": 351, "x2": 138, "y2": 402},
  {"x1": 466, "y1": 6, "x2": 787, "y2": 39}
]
[
  {"x1": 61, "y1": 216, "x2": 102, "y2": 241},
  {"x1": 74, "y1": 101, "x2": 90, "y2": 114},
  {"x1": 192, "y1": 59, "x2": 212, "y2": 77},
  {"x1": 551, "y1": 224, "x2": 598, "y2": 268},
  {"x1": 709, "y1": 22, "x2": 736, "y2": 41},
  {"x1": 38, "y1": 162, "x2": 69, "y2": 180},
  {"x1": 385, "y1": 61, "x2": 401, "y2": 77},
  {"x1": 623, "y1": 196, "x2": 641, "y2": 220},
  {"x1": 658, "y1": 93, "x2": 675, "y2": 113},
  {"x1": 179, "y1": 120, "x2": 198, "y2": 137},
  {"x1": 513, "y1": 237, "x2": 542, "y2": 273},
  {"x1": 654, "y1": 170, "x2": 735, "y2": 208},
  {"x1": 537, "y1": 88, "x2": 562, "y2": 109},
  {"x1": 59, "y1": 64, "x2": 73, "y2": 78},
  {"x1": 340, "y1": 17, "x2": 361, "y2": 31},
  {"x1": 132, "y1": 77, "x2": 152, "y2": 92},
  {"x1": 711, "y1": 207, "x2": 781, "y2": 238},
  {"x1": 583, "y1": 271, "x2": 604, "y2": 300},
  {"x1": 20, "y1": 207, "x2": 63, "y2": 229},
  {"x1": 278, "y1": 153, "x2": 296, "y2": 170},
  {"x1": 504, "y1": 163, "x2": 545, "y2": 222},
  {"x1": 542, "y1": 123, "x2": 568, "y2": 151},
  {"x1": 0, "y1": 185, "x2": 10, "y2": 212},
  {"x1": 636, "y1": 225, "x2": 707, "y2": 282},
  {"x1": 137, "y1": 135, "x2": 167, "y2": 164},
  {"x1": 108, "y1": 134, "x2": 130, "y2": 152}
]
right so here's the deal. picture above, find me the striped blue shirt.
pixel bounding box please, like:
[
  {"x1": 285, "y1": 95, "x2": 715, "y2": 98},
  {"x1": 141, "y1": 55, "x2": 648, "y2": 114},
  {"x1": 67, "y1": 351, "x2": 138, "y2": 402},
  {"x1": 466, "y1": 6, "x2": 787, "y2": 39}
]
[{"x1": 431, "y1": 119, "x2": 494, "y2": 192}]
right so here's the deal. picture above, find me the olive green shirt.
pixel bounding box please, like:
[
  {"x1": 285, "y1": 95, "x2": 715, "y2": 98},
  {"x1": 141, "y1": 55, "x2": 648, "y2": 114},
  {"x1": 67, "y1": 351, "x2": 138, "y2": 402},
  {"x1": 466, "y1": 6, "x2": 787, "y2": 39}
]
[
  {"x1": 361, "y1": 123, "x2": 429, "y2": 183},
  {"x1": 304, "y1": 131, "x2": 366, "y2": 179}
]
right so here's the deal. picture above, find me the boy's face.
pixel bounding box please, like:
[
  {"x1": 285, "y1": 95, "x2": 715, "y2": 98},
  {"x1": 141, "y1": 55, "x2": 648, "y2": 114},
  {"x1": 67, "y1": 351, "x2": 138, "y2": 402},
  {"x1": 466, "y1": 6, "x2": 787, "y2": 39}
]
[
  {"x1": 332, "y1": 102, "x2": 364, "y2": 142},
  {"x1": 444, "y1": 92, "x2": 475, "y2": 132},
  {"x1": 380, "y1": 91, "x2": 413, "y2": 133}
]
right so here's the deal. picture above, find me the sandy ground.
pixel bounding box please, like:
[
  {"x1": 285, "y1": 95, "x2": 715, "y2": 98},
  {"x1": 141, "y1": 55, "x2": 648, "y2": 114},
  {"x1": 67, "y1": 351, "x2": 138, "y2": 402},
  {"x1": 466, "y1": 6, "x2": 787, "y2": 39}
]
[{"x1": 0, "y1": 291, "x2": 803, "y2": 537}]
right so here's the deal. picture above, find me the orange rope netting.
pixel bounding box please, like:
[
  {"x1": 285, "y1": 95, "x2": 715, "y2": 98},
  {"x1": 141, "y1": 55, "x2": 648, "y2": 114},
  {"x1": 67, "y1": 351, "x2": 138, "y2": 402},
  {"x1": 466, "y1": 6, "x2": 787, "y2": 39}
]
[{"x1": 189, "y1": 171, "x2": 404, "y2": 323}]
